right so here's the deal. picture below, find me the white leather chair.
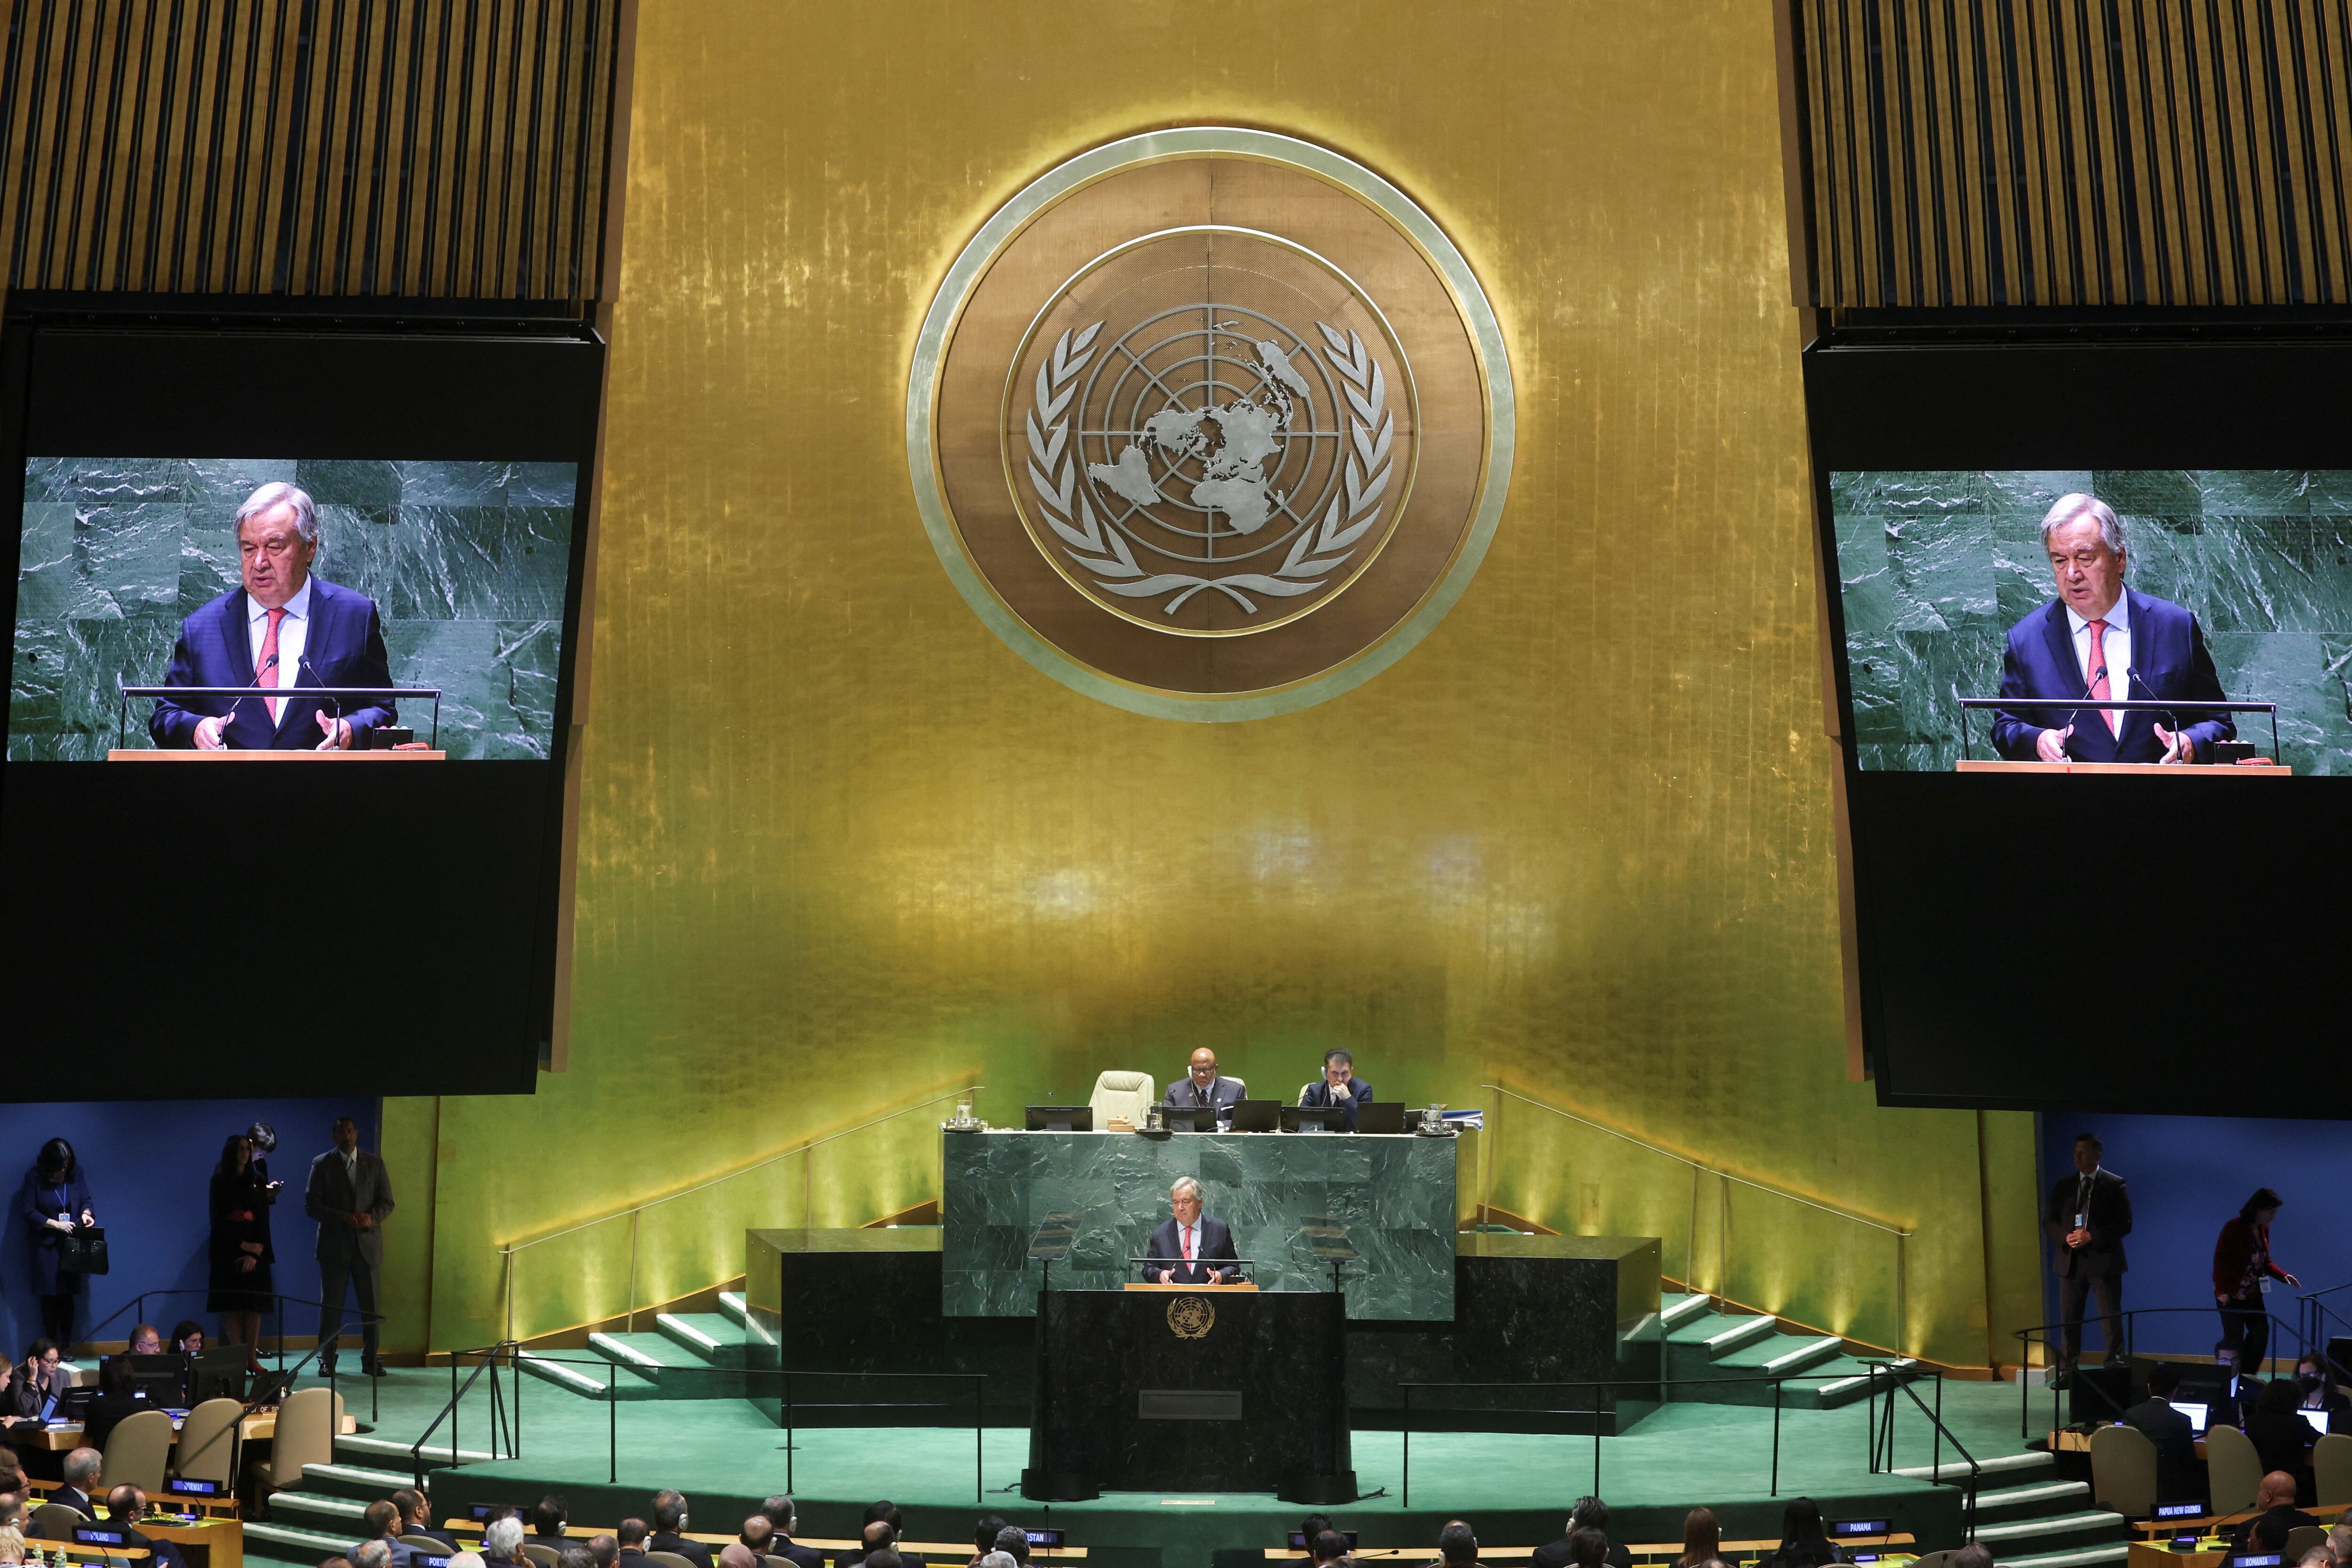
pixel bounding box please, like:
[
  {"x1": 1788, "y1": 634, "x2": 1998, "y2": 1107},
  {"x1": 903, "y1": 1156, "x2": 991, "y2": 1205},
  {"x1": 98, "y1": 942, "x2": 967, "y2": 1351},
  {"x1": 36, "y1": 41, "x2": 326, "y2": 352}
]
[{"x1": 1088, "y1": 1071, "x2": 1155, "y2": 1127}]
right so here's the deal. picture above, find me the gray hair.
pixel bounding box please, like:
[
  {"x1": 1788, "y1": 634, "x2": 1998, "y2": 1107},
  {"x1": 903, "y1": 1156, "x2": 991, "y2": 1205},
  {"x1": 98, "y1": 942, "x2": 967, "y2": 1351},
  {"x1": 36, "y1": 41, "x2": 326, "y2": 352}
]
[
  {"x1": 353, "y1": 1544, "x2": 394, "y2": 1568},
  {"x1": 233, "y1": 481, "x2": 320, "y2": 547},
  {"x1": 62, "y1": 1448, "x2": 101, "y2": 1487},
  {"x1": 1171, "y1": 1176, "x2": 1203, "y2": 1202},
  {"x1": 980, "y1": 1555, "x2": 1021, "y2": 1568},
  {"x1": 484, "y1": 1518, "x2": 526, "y2": 1557},
  {"x1": 2039, "y1": 493, "x2": 2125, "y2": 556}
]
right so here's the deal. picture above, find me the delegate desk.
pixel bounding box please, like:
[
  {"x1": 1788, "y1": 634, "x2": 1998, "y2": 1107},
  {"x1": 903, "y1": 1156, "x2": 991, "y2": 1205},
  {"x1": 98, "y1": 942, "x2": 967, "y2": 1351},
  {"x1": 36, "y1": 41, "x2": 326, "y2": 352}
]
[
  {"x1": 1025, "y1": 1284, "x2": 1351, "y2": 1504},
  {"x1": 943, "y1": 1126, "x2": 1468, "y2": 1319}
]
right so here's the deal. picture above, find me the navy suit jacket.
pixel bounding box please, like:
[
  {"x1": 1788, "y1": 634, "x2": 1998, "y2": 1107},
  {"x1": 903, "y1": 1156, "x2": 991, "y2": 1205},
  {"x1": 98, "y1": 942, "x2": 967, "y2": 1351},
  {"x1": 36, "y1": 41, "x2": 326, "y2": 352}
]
[
  {"x1": 151, "y1": 578, "x2": 397, "y2": 749},
  {"x1": 1164, "y1": 1075, "x2": 1247, "y2": 1114},
  {"x1": 1142, "y1": 1215, "x2": 1239, "y2": 1283},
  {"x1": 1994, "y1": 589, "x2": 2233, "y2": 762},
  {"x1": 1298, "y1": 1078, "x2": 1375, "y2": 1129}
]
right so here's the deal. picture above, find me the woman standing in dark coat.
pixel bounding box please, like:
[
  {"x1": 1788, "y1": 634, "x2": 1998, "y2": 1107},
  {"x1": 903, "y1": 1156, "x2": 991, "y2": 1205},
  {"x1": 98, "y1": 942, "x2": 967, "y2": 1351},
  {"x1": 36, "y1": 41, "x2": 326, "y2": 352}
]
[
  {"x1": 207, "y1": 1134, "x2": 275, "y2": 1370},
  {"x1": 18, "y1": 1138, "x2": 95, "y2": 1347}
]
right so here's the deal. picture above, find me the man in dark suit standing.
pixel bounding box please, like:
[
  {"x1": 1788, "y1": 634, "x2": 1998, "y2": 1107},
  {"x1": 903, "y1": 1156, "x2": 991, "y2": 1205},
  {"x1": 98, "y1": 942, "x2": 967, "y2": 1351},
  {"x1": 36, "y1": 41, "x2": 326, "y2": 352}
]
[
  {"x1": 150, "y1": 482, "x2": 397, "y2": 751},
  {"x1": 1142, "y1": 1178, "x2": 1241, "y2": 1285},
  {"x1": 2122, "y1": 1363, "x2": 2199, "y2": 1500},
  {"x1": 1165, "y1": 1049, "x2": 1247, "y2": 1126},
  {"x1": 1993, "y1": 494, "x2": 2233, "y2": 765},
  {"x1": 306, "y1": 1117, "x2": 395, "y2": 1377},
  {"x1": 2044, "y1": 1131, "x2": 2131, "y2": 1386},
  {"x1": 1297, "y1": 1049, "x2": 1375, "y2": 1130}
]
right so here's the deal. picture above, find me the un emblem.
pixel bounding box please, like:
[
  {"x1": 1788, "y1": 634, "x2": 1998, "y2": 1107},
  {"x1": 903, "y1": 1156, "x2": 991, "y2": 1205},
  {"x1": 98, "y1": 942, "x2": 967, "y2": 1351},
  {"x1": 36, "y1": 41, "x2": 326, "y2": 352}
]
[
  {"x1": 1167, "y1": 1294, "x2": 1216, "y2": 1340},
  {"x1": 910, "y1": 128, "x2": 1513, "y2": 720}
]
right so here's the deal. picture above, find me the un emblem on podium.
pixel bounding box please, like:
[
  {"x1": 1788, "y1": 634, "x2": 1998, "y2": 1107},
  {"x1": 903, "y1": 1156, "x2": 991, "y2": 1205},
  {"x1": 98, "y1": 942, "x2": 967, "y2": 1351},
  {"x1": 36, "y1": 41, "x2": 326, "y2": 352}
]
[
  {"x1": 1167, "y1": 1295, "x2": 1216, "y2": 1340},
  {"x1": 909, "y1": 128, "x2": 1514, "y2": 721}
]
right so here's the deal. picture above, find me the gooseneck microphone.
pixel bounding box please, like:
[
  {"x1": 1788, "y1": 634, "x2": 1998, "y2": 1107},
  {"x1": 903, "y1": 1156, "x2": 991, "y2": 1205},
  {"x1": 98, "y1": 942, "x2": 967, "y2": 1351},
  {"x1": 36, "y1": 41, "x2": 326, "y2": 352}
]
[
  {"x1": 211, "y1": 653, "x2": 278, "y2": 743},
  {"x1": 2128, "y1": 667, "x2": 2186, "y2": 759}
]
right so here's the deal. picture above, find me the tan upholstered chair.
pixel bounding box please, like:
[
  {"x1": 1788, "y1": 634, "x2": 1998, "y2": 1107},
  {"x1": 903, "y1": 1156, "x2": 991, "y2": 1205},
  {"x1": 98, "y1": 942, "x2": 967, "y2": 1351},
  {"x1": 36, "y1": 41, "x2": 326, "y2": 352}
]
[
  {"x1": 646, "y1": 1554, "x2": 699, "y2": 1568},
  {"x1": 173, "y1": 1398, "x2": 243, "y2": 1486},
  {"x1": 99, "y1": 1407, "x2": 176, "y2": 1494},
  {"x1": 29, "y1": 1500, "x2": 88, "y2": 1540},
  {"x1": 2315, "y1": 1430, "x2": 2352, "y2": 1508},
  {"x1": 521, "y1": 1545, "x2": 563, "y2": 1568},
  {"x1": 404, "y1": 1539, "x2": 453, "y2": 1555},
  {"x1": 251, "y1": 1385, "x2": 342, "y2": 1495},
  {"x1": 1088, "y1": 1071, "x2": 1155, "y2": 1128},
  {"x1": 1908, "y1": 1551, "x2": 1953, "y2": 1568},
  {"x1": 2203, "y1": 1422, "x2": 2263, "y2": 1515},
  {"x1": 2283, "y1": 1526, "x2": 2327, "y2": 1560},
  {"x1": 2089, "y1": 1421, "x2": 2157, "y2": 1518}
]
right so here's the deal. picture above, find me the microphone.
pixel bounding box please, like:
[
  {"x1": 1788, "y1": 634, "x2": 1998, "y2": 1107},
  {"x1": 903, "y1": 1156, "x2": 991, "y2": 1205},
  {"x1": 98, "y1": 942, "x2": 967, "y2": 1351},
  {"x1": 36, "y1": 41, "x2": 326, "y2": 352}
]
[
  {"x1": 210, "y1": 653, "x2": 278, "y2": 744},
  {"x1": 299, "y1": 655, "x2": 340, "y2": 720},
  {"x1": 2128, "y1": 667, "x2": 2187, "y2": 760}
]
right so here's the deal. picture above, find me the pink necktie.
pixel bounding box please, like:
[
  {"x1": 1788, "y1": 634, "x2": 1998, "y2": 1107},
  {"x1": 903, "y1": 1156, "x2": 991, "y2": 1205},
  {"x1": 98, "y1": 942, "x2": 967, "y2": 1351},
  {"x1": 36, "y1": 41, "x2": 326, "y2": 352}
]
[
  {"x1": 2086, "y1": 619, "x2": 2117, "y2": 735},
  {"x1": 1183, "y1": 1226, "x2": 1194, "y2": 1261},
  {"x1": 259, "y1": 607, "x2": 286, "y2": 724}
]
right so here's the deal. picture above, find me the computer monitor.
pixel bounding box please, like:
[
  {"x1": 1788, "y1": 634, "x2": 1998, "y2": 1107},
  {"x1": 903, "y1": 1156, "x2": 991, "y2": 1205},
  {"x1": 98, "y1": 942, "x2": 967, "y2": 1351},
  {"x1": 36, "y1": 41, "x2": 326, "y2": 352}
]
[
  {"x1": 2299, "y1": 1407, "x2": 2330, "y2": 1436},
  {"x1": 1282, "y1": 1105, "x2": 1342, "y2": 1133},
  {"x1": 188, "y1": 1345, "x2": 248, "y2": 1404},
  {"x1": 1354, "y1": 1100, "x2": 1405, "y2": 1135},
  {"x1": 2174, "y1": 1401, "x2": 2211, "y2": 1433},
  {"x1": 1227, "y1": 1099, "x2": 1279, "y2": 1132},
  {"x1": 1160, "y1": 1105, "x2": 1216, "y2": 1132},
  {"x1": 1025, "y1": 1106, "x2": 1093, "y2": 1131},
  {"x1": 111, "y1": 1352, "x2": 191, "y2": 1405}
]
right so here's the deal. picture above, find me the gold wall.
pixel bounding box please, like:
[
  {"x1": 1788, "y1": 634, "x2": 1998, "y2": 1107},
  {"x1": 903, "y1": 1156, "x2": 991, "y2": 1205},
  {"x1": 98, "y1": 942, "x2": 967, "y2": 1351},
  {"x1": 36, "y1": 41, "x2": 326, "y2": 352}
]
[{"x1": 388, "y1": 0, "x2": 2043, "y2": 1369}]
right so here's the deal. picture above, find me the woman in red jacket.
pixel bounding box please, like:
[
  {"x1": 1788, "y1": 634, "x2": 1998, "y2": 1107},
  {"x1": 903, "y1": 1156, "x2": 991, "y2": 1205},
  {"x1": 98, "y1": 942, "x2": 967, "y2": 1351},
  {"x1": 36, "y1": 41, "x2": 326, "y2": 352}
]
[{"x1": 2214, "y1": 1186, "x2": 2299, "y2": 1375}]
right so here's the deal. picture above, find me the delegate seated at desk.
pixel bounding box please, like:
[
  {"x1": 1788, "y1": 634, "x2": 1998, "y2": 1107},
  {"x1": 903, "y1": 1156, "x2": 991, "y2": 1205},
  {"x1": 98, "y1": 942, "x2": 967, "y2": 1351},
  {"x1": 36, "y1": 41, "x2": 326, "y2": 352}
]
[
  {"x1": 1165, "y1": 1048, "x2": 1245, "y2": 1124},
  {"x1": 1296, "y1": 1047, "x2": 1374, "y2": 1130},
  {"x1": 1142, "y1": 1178, "x2": 1240, "y2": 1285},
  {"x1": 1993, "y1": 493, "x2": 2232, "y2": 765}
]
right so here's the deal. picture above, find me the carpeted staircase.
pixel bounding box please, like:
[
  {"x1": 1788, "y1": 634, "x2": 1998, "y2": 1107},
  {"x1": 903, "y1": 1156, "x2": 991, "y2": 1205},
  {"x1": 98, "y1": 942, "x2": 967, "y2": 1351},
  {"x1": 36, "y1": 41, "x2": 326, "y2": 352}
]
[
  {"x1": 244, "y1": 1433, "x2": 500, "y2": 1568},
  {"x1": 1659, "y1": 1291, "x2": 1918, "y2": 1409},
  {"x1": 1897, "y1": 1449, "x2": 2130, "y2": 1568},
  {"x1": 516, "y1": 1292, "x2": 755, "y2": 1402}
]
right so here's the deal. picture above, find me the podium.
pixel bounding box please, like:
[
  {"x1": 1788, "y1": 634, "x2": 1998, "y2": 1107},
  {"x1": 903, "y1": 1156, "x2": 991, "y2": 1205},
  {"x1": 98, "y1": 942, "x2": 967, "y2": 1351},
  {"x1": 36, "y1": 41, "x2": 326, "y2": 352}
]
[
  {"x1": 107, "y1": 750, "x2": 446, "y2": 761},
  {"x1": 1023, "y1": 1286, "x2": 1353, "y2": 1504}
]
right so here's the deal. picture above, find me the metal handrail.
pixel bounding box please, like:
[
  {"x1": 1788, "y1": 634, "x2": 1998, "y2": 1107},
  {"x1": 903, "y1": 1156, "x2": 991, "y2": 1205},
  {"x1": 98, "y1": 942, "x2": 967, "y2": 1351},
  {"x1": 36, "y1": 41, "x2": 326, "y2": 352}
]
[
  {"x1": 1863, "y1": 1360, "x2": 1980, "y2": 1538},
  {"x1": 1481, "y1": 1081, "x2": 1914, "y2": 1353},
  {"x1": 2010, "y1": 1304, "x2": 2343, "y2": 1439},
  {"x1": 493, "y1": 1081, "x2": 983, "y2": 1340},
  {"x1": 411, "y1": 1342, "x2": 520, "y2": 1488}
]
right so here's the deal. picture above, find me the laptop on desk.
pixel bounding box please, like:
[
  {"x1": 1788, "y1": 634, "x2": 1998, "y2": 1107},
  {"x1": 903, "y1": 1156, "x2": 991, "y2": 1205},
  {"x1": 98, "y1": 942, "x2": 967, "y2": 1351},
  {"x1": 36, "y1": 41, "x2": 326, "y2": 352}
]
[
  {"x1": 1353, "y1": 1101, "x2": 1405, "y2": 1135},
  {"x1": 1227, "y1": 1099, "x2": 1278, "y2": 1132},
  {"x1": 2173, "y1": 1401, "x2": 2210, "y2": 1433}
]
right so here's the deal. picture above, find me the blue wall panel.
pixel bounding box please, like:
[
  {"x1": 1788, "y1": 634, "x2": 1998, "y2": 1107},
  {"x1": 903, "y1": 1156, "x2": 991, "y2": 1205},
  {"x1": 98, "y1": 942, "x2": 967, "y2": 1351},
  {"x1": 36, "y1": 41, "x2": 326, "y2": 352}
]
[
  {"x1": 0, "y1": 1098, "x2": 379, "y2": 1355},
  {"x1": 2038, "y1": 1114, "x2": 2352, "y2": 1362}
]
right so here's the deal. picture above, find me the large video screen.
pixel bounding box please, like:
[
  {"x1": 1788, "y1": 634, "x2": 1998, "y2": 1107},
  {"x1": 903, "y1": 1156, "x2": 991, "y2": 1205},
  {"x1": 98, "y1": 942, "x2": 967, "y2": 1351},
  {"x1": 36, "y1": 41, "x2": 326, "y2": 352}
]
[
  {"x1": 11, "y1": 457, "x2": 577, "y2": 760},
  {"x1": 1830, "y1": 469, "x2": 2349, "y2": 775},
  {"x1": 1806, "y1": 336, "x2": 2352, "y2": 1116},
  {"x1": 0, "y1": 322, "x2": 601, "y2": 1096}
]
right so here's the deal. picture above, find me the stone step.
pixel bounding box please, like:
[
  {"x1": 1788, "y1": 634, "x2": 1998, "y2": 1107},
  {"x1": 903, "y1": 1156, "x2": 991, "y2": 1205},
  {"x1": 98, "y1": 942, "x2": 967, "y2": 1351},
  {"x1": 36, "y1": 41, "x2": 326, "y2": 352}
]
[
  {"x1": 518, "y1": 1349, "x2": 661, "y2": 1401},
  {"x1": 268, "y1": 1491, "x2": 369, "y2": 1530},
  {"x1": 717, "y1": 1290, "x2": 749, "y2": 1325},
  {"x1": 1698, "y1": 1315, "x2": 1781, "y2": 1358},
  {"x1": 1965, "y1": 1480, "x2": 2092, "y2": 1515},
  {"x1": 656, "y1": 1312, "x2": 752, "y2": 1367},
  {"x1": 1968, "y1": 1510, "x2": 2129, "y2": 1551},
  {"x1": 300, "y1": 1462, "x2": 415, "y2": 1502},
  {"x1": 1660, "y1": 1292, "x2": 1719, "y2": 1329},
  {"x1": 247, "y1": 1520, "x2": 364, "y2": 1560},
  {"x1": 1718, "y1": 1334, "x2": 1846, "y2": 1375},
  {"x1": 1896, "y1": 1449, "x2": 2055, "y2": 1482},
  {"x1": 338, "y1": 1433, "x2": 502, "y2": 1467},
  {"x1": 583, "y1": 1331, "x2": 746, "y2": 1398}
]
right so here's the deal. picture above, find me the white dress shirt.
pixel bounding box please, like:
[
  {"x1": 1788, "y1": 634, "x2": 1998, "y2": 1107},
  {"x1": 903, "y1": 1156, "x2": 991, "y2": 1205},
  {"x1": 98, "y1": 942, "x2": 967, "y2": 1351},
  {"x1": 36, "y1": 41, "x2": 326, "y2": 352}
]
[
  {"x1": 2064, "y1": 593, "x2": 2130, "y2": 733},
  {"x1": 246, "y1": 577, "x2": 313, "y2": 725}
]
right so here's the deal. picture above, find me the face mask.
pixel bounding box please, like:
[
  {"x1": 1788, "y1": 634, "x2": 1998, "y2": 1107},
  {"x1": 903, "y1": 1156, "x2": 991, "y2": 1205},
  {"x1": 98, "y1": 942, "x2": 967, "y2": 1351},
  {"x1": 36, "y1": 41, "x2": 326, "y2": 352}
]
[{"x1": 2301, "y1": 1373, "x2": 2323, "y2": 1391}]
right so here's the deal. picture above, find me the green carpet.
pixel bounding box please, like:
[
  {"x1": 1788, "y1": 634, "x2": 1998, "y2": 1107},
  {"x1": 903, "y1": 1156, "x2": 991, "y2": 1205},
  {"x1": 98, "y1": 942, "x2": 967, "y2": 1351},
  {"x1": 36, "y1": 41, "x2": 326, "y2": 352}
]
[{"x1": 289, "y1": 1367, "x2": 2043, "y2": 1568}]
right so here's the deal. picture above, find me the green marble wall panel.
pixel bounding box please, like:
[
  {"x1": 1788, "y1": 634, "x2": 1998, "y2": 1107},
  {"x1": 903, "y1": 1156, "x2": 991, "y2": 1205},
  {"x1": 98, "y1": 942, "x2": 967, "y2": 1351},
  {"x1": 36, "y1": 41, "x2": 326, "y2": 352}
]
[
  {"x1": 940, "y1": 1128, "x2": 1457, "y2": 1321},
  {"x1": 1831, "y1": 470, "x2": 2352, "y2": 774},
  {"x1": 9, "y1": 456, "x2": 578, "y2": 760}
]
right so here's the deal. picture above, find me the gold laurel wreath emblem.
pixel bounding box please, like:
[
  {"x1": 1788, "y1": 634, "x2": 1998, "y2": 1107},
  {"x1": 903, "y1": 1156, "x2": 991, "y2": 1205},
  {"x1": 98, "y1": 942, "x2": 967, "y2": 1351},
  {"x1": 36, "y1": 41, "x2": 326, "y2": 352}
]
[
  {"x1": 1166, "y1": 1294, "x2": 1216, "y2": 1339},
  {"x1": 1023, "y1": 320, "x2": 1395, "y2": 619}
]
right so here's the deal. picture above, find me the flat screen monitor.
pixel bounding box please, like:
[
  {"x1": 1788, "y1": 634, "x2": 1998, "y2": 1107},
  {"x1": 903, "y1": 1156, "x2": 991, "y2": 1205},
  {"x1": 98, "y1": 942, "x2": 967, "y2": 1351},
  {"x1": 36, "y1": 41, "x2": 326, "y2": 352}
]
[
  {"x1": 1227, "y1": 1098, "x2": 1278, "y2": 1132},
  {"x1": 110, "y1": 1352, "x2": 189, "y2": 1404},
  {"x1": 1025, "y1": 1106, "x2": 1092, "y2": 1131},
  {"x1": 0, "y1": 321, "x2": 603, "y2": 1096},
  {"x1": 1353, "y1": 1100, "x2": 1405, "y2": 1135},
  {"x1": 1805, "y1": 334, "x2": 2352, "y2": 1112},
  {"x1": 1160, "y1": 1105, "x2": 1215, "y2": 1132},
  {"x1": 2173, "y1": 1401, "x2": 2210, "y2": 1433},
  {"x1": 188, "y1": 1345, "x2": 247, "y2": 1403},
  {"x1": 1281, "y1": 1106, "x2": 1341, "y2": 1133}
]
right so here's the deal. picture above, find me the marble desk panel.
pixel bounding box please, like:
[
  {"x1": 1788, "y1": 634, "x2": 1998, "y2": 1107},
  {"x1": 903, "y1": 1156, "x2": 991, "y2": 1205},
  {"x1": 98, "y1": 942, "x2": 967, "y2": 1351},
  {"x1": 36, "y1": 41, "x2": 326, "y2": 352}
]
[{"x1": 942, "y1": 1129, "x2": 1458, "y2": 1321}]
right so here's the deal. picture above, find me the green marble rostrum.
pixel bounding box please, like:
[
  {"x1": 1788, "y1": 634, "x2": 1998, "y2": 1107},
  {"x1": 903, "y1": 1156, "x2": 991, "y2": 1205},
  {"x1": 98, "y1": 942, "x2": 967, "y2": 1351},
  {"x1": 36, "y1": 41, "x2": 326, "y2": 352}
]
[
  {"x1": 1832, "y1": 470, "x2": 2352, "y2": 774},
  {"x1": 941, "y1": 1128, "x2": 1458, "y2": 1321},
  {"x1": 11, "y1": 456, "x2": 578, "y2": 760}
]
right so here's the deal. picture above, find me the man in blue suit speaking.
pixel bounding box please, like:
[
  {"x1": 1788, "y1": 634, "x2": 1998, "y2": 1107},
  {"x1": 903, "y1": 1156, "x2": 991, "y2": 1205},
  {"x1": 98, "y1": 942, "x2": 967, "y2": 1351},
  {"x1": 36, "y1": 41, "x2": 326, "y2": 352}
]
[
  {"x1": 151, "y1": 482, "x2": 397, "y2": 750},
  {"x1": 1994, "y1": 493, "x2": 2233, "y2": 764}
]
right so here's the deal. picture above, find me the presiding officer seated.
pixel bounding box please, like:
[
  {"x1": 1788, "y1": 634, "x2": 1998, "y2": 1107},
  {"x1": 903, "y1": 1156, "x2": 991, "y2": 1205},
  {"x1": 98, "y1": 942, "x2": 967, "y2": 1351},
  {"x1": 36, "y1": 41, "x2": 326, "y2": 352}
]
[
  {"x1": 1143, "y1": 1178, "x2": 1240, "y2": 1285},
  {"x1": 1296, "y1": 1048, "x2": 1373, "y2": 1130},
  {"x1": 1165, "y1": 1049, "x2": 1245, "y2": 1124}
]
